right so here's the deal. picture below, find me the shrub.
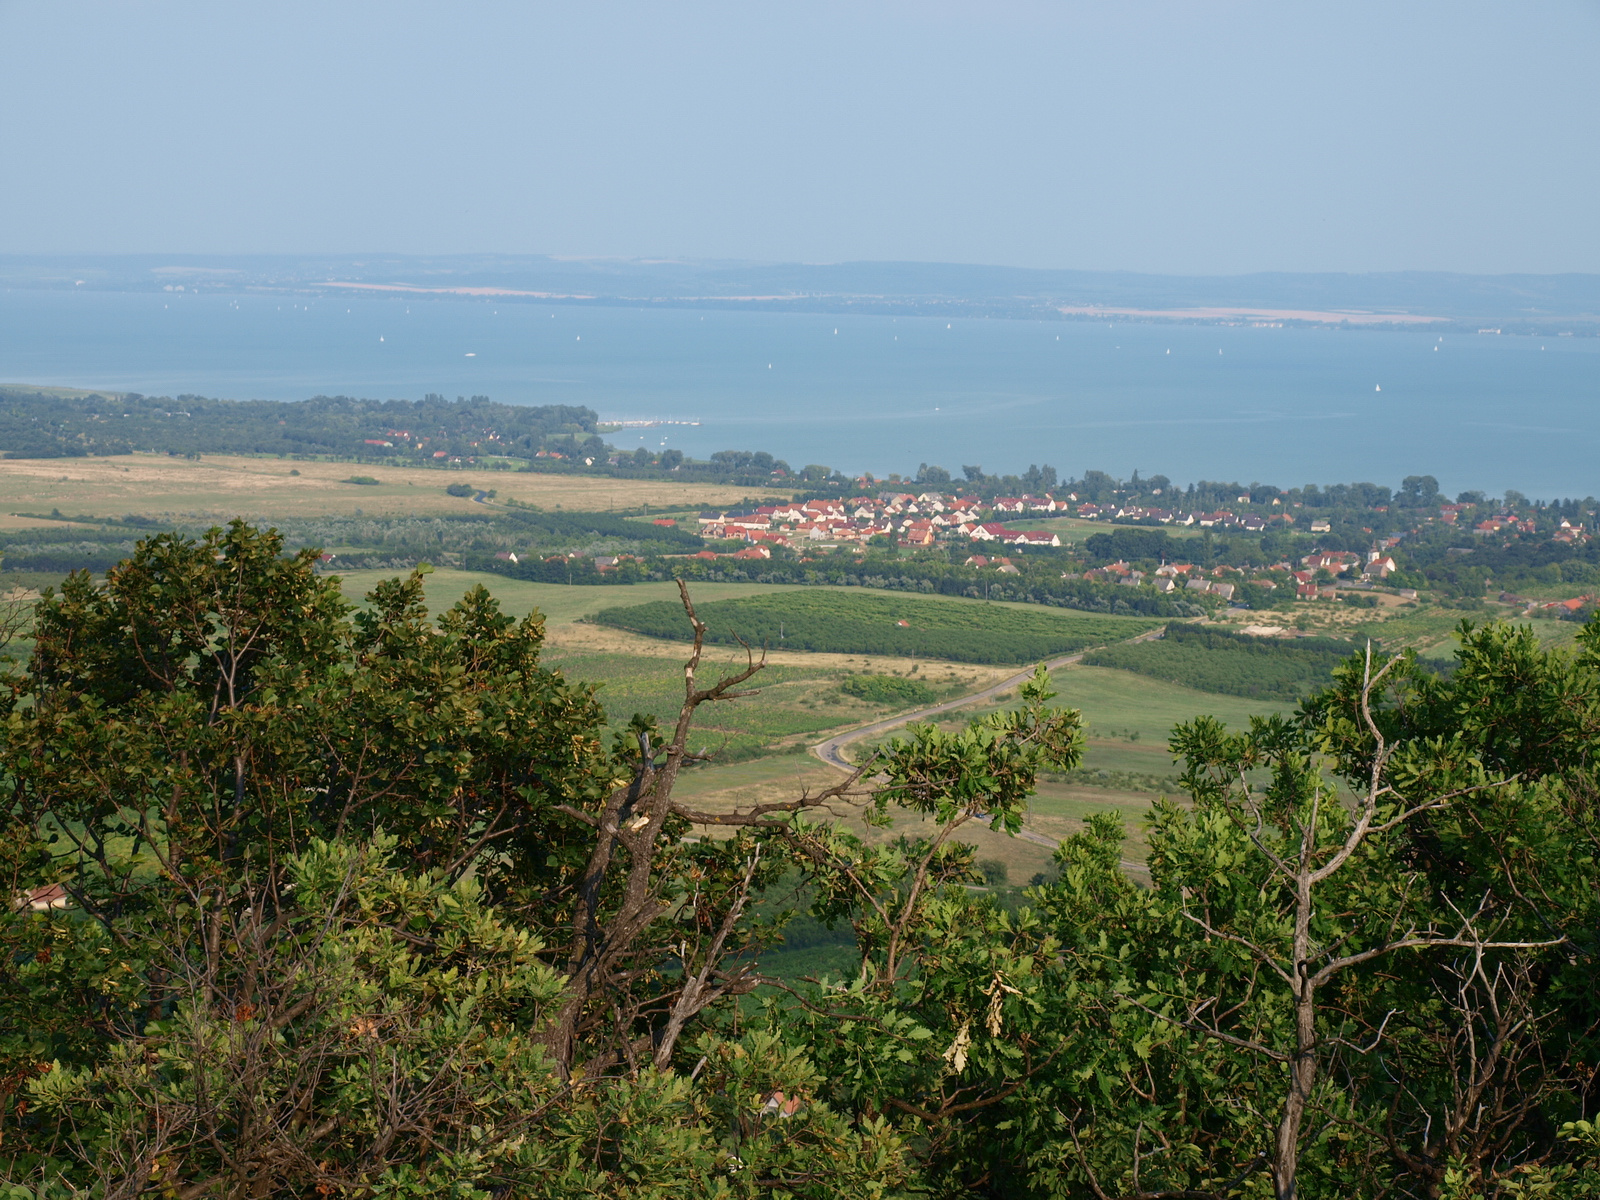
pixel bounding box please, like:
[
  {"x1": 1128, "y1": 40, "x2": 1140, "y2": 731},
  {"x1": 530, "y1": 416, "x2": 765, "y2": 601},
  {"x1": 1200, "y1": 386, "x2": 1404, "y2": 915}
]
[
  {"x1": 343, "y1": 475, "x2": 380, "y2": 485},
  {"x1": 445, "y1": 482, "x2": 475, "y2": 497},
  {"x1": 977, "y1": 858, "x2": 1009, "y2": 886},
  {"x1": 841, "y1": 673, "x2": 937, "y2": 706}
]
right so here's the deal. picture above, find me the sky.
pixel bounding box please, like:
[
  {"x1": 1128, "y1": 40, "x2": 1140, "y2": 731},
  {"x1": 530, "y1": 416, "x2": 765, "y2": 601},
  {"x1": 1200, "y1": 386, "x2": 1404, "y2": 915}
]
[{"x1": 1, "y1": 1, "x2": 1597, "y2": 275}]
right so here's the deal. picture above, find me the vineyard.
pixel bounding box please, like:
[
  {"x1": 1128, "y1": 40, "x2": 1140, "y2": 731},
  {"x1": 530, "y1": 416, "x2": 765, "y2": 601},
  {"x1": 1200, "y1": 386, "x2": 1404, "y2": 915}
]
[
  {"x1": 589, "y1": 590, "x2": 1159, "y2": 664},
  {"x1": 1081, "y1": 622, "x2": 1365, "y2": 700}
]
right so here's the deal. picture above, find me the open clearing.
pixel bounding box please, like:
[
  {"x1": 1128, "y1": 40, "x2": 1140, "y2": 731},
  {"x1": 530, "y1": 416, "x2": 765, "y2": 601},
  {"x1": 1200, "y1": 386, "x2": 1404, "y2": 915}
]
[{"x1": 0, "y1": 453, "x2": 775, "y2": 522}]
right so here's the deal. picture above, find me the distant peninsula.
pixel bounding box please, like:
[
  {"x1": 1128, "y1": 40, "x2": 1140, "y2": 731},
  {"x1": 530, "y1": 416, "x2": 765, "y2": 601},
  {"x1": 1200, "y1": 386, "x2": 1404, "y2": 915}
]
[{"x1": 2, "y1": 253, "x2": 1596, "y2": 337}]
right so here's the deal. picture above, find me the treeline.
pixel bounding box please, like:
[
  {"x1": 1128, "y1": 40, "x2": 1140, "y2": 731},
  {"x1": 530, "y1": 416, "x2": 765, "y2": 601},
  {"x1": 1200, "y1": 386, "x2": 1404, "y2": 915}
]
[
  {"x1": 469, "y1": 554, "x2": 1211, "y2": 613},
  {"x1": 520, "y1": 553, "x2": 1207, "y2": 617},
  {"x1": 590, "y1": 590, "x2": 1158, "y2": 664},
  {"x1": 1082, "y1": 622, "x2": 1366, "y2": 701},
  {"x1": 497, "y1": 507, "x2": 703, "y2": 549},
  {"x1": 0, "y1": 508, "x2": 702, "y2": 580},
  {"x1": 0, "y1": 389, "x2": 597, "y2": 461}
]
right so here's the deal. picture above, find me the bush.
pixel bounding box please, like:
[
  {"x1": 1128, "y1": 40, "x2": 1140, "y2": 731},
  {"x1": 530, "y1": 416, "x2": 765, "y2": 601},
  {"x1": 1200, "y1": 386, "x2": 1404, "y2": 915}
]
[
  {"x1": 343, "y1": 475, "x2": 380, "y2": 485},
  {"x1": 841, "y1": 673, "x2": 937, "y2": 706},
  {"x1": 977, "y1": 858, "x2": 1009, "y2": 886},
  {"x1": 445, "y1": 482, "x2": 475, "y2": 497}
]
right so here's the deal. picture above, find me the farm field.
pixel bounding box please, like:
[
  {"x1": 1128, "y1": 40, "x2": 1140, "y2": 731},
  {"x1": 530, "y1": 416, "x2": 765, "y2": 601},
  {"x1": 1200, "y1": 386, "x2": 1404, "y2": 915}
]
[
  {"x1": 332, "y1": 568, "x2": 1010, "y2": 760},
  {"x1": 332, "y1": 569, "x2": 821, "y2": 629},
  {"x1": 332, "y1": 569, "x2": 1013, "y2": 683},
  {"x1": 331, "y1": 567, "x2": 1223, "y2": 874},
  {"x1": 0, "y1": 452, "x2": 773, "y2": 523},
  {"x1": 592, "y1": 589, "x2": 1162, "y2": 664},
  {"x1": 1082, "y1": 623, "x2": 1362, "y2": 701},
  {"x1": 1344, "y1": 604, "x2": 1580, "y2": 659},
  {"x1": 673, "y1": 662, "x2": 1295, "y2": 882},
  {"x1": 332, "y1": 564, "x2": 1278, "y2": 777},
  {"x1": 842, "y1": 663, "x2": 1297, "y2": 813}
]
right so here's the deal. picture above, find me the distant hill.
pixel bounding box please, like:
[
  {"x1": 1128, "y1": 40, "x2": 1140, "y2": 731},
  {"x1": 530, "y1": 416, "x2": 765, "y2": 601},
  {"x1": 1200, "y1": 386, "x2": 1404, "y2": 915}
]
[{"x1": 1, "y1": 254, "x2": 1596, "y2": 334}]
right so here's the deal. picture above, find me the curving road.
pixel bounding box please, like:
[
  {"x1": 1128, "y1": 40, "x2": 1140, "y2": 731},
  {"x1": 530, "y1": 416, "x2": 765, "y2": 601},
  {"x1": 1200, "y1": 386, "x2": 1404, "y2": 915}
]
[{"x1": 810, "y1": 626, "x2": 1164, "y2": 861}]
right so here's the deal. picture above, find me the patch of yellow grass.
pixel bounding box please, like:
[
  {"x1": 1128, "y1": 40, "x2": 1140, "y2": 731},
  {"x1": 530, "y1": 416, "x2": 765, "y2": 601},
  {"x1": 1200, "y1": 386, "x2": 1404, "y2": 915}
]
[{"x1": 0, "y1": 453, "x2": 782, "y2": 522}]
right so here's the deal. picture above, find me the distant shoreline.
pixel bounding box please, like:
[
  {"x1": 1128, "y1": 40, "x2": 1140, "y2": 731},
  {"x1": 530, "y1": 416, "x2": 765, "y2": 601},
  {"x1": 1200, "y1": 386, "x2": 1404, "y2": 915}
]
[{"x1": 1058, "y1": 304, "x2": 1448, "y2": 327}]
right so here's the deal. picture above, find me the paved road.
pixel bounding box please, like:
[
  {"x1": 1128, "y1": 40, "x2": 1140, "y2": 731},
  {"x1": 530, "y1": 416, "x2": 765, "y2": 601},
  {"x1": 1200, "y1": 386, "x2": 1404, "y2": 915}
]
[{"x1": 810, "y1": 627, "x2": 1164, "y2": 865}]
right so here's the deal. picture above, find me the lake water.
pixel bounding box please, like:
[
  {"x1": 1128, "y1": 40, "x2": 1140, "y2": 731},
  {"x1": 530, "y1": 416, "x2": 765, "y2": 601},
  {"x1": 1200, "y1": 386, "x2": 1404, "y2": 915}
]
[{"x1": 1, "y1": 288, "x2": 1596, "y2": 498}]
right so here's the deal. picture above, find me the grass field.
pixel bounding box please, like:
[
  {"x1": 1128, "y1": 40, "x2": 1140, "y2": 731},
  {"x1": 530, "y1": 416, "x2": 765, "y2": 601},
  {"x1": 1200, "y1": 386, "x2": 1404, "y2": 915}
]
[
  {"x1": 840, "y1": 662, "x2": 1296, "y2": 854},
  {"x1": 543, "y1": 649, "x2": 888, "y2": 761},
  {"x1": 668, "y1": 661, "x2": 1297, "y2": 882},
  {"x1": 0, "y1": 453, "x2": 775, "y2": 524}
]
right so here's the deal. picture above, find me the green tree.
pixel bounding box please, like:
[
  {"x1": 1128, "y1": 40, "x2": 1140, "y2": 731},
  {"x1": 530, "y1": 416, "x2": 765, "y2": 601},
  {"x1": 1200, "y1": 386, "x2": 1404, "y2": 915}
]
[{"x1": 0, "y1": 521, "x2": 1023, "y2": 1193}]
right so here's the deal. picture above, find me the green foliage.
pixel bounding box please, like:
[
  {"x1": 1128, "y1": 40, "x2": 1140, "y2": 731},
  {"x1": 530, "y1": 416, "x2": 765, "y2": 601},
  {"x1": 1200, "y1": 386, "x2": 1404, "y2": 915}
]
[
  {"x1": 20, "y1": 834, "x2": 568, "y2": 1193},
  {"x1": 0, "y1": 523, "x2": 1032, "y2": 1194},
  {"x1": 840, "y1": 672, "x2": 937, "y2": 706},
  {"x1": 1083, "y1": 620, "x2": 1364, "y2": 700},
  {"x1": 593, "y1": 591, "x2": 1159, "y2": 664},
  {"x1": 1083, "y1": 526, "x2": 1174, "y2": 563},
  {"x1": 8, "y1": 524, "x2": 1600, "y2": 1198},
  {"x1": 445, "y1": 480, "x2": 476, "y2": 496},
  {"x1": 344, "y1": 474, "x2": 381, "y2": 485}
]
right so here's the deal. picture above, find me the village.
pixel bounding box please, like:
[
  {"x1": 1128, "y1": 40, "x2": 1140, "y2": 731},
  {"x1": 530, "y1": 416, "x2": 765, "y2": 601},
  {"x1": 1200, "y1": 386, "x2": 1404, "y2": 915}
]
[
  {"x1": 467, "y1": 473, "x2": 1600, "y2": 623},
  {"x1": 680, "y1": 490, "x2": 1329, "y2": 553},
  {"x1": 664, "y1": 490, "x2": 1422, "y2": 602}
]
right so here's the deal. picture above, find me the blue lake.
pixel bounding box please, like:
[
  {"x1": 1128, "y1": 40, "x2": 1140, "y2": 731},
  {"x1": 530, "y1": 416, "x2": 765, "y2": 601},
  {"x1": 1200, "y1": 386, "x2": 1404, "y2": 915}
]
[{"x1": 1, "y1": 288, "x2": 1596, "y2": 498}]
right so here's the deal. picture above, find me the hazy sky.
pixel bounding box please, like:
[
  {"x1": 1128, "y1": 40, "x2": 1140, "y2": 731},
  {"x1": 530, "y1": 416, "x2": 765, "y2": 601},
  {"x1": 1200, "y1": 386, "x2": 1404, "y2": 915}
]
[{"x1": 2, "y1": 1, "x2": 1596, "y2": 274}]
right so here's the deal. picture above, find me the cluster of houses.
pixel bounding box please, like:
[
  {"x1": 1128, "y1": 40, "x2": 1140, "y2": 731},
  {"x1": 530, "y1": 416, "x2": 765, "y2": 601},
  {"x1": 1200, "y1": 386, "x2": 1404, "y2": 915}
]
[
  {"x1": 694, "y1": 493, "x2": 1064, "y2": 550},
  {"x1": 1435, "y1": 503, "x2": 1591, "y2": 547},
  {"x1": 1072, "y1": 503, "x2": 1286, "y2": 533},
  {"x1": 1077, "y1": 545, "x2": 1413, "y2": 604},
  {"x1": 1524, "y1": 594, "x2": 1596, "y2": 617},
  {"x1": 361, "y1": 426, "x2": 512, "y2": 464},
  {"x1": 1081, "y1": 560, "x2": 1244, "y2": 600}
]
